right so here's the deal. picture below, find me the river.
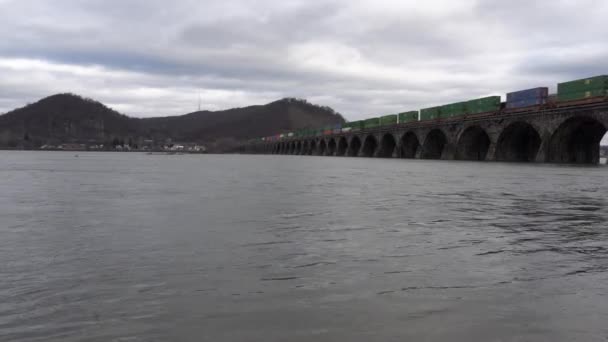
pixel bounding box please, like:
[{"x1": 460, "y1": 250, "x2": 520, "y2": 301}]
[{"x1": 1, "y1": 151, "x2": 607, "y2": 341}]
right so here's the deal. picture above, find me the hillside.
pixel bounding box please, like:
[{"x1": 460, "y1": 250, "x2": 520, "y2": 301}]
[{"x1": 0, "y1": 94, "x2": 345, "y2": 151}]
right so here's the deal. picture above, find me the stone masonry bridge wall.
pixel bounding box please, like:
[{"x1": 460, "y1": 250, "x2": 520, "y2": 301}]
[{"x1": 244, "y1": 104, "x2": 608, "y2": 164}]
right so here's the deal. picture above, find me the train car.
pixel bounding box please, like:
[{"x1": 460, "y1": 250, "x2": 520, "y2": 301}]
[
  {"x1": 557, "y1": 75, "x2": 608, "y2": 106},
  {"x1": 506, "y1": 87, "x2": 548, "y2": 110},
  {"x1": 332, "y1": 124, "x2": 342, "y2": 134},
  {"x1": 340, "y1": 122, "x2": 352, "y2": 133},
  {"x1": 440, "y1": 102, "x2": 467, "y2": 118},
  {"x1": 420, "y1": 106, "x2": 441, "y2": 121},
  {"x1": 380, "y1": 114, "x2": 398, "y2": 126},
  {"x1": 363, "y1": 117, "x2": 381, "y2": 129},
  {"x1": 398, "y1": 111, "x2": 419, "y2": 124},
  {"x1": 343, "y1": 120, "x2": 363, "y2": 132},
  {"x1": 466, "y1": 96, "x2": 501, "y2": 115}
]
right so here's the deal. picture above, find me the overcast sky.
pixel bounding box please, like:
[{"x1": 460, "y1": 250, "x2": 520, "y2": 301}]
[{"x1": 1, "y1": 0, "x2": 607, "y2": 121}]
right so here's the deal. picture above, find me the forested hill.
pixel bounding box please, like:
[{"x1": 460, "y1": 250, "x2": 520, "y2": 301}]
[{"x1": 0, "y1": 94, "x2": 345, "y2": 151}]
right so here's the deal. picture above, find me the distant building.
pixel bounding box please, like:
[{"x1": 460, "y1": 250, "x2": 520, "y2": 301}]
[
  {"x1": 59, "y1": 143, "x2": 86, "y2": 151},
  {"x1": 161, "y1": 142, "x2": 206, "y2": 153}
]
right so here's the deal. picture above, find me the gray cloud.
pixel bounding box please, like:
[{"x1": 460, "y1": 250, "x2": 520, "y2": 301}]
[{"x1": 0, "y1": 0, "x2": 607, "y2": 125}]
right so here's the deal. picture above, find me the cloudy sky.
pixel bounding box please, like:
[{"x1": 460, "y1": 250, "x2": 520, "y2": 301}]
[{"x1": 0, "y1": 0, "x2": 607, "y2": 120}]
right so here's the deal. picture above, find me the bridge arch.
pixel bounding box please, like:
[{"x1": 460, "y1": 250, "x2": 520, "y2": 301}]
[
  {"x1": 422, "y1": 129, "x2": 447, "y2": 159},
  {"x1": 318, "y1": 140, "x2": 327, "y2": 156},
  {"x1": 378, "y1": 133, "x2": 397, "y2": 158},
  {"x1": 296, "y1": 141, "x2": 303, "y2": 155},
  {"x1": 337, "y1": 137, "x2": 348, "y2": 156},
  {"x1": 362, "y1": 135, "x2": 378, "y2": 157},
  {"x1": 547, "y1": 116, "x2": 607, "y2": 164},
  {"x1": 457, "y1": 125, "x2": 491, "y2": 161},
  {"x1": 496, "y1": 121, "x2": 541, "y2": 162},
  {"x1": 327, "y1": 138, "x2": 337, "y2": 156},
  {"x1": 348, "y1": 136, "x2": 362, "y2": 157},
  {"x1": 400, "y1": 131, "x2": 420, "y2": 159}
]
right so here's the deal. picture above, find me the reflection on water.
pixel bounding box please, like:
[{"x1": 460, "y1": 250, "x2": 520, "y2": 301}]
[{"x1": 1, "y1": 152, "x2": 608, "y2": 341}]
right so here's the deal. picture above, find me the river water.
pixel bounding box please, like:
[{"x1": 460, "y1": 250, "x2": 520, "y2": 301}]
[{"x1": 1, "y1": 151, "x2": 608, "y2": 341}]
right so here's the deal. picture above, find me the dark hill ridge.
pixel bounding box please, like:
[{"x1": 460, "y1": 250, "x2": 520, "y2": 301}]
[{"x1": 0, "y1": 94, "x2": 345, "y2": 151}]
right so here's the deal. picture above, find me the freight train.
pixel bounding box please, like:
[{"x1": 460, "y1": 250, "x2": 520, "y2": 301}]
[{"x1": 258, "y1": 75, "x2": 608, "y2": 142}]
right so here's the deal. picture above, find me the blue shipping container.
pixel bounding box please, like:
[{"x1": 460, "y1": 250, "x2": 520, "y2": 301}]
[
  {"x1": 506, "y1": 87, "x2": 549, "y2": 102},
  {"x1": 506, "y1": 97, "x2": 546, "y2": 109}
]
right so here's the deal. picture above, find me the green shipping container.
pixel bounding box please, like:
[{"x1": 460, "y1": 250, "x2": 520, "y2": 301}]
[
  {"x1": 558, "y1": 75, "x2": 608, "y2": 95},
  {"x1": 380, "y1": 114, "x2": 398, "y2": 126},
  {"x1": 440, "y1": 102, "x2": 468, "y2": 117},
  {"x1": 420, "y1": 106, "x2": 441, "y2": 121},
  {"x1": 364, "y1": 118, "x2": 381, "y2": 129},
  {"x1": 349, "y1": 120, "x2": 363, "y2": 131},
  {"x1": 557, "y1": 89, "x2": 608, "y2": 102},
  {"x1": 398, "y1": 111, "x2": 418, "y2": 123},
  {"x1": 466, "y1": 96, "x2": 501, "y2": 114}
]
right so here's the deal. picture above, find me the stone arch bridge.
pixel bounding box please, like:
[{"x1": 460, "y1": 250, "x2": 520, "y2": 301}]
[{"x1": 243, "y1": 102, "x2": 608, "y2": 164}]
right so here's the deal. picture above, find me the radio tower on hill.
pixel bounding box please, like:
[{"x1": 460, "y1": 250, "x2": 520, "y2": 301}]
[{"x1": 198, "y1": 91, "x2": 202, "y2": 112}]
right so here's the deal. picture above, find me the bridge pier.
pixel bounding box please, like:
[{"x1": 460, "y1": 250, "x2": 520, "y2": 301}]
[
  {"x1": 535, "y1": 135, "x2": 550, "y2": 163},
  {"x1": 485, "y1": 142, "x2": 497, "y2": 161},
  {"x1": 442, "y1": 144, "x2": 457, "y2": 161},
  {"x1": 392, "y1": 147, "x2": 399, "y2": 158}
]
